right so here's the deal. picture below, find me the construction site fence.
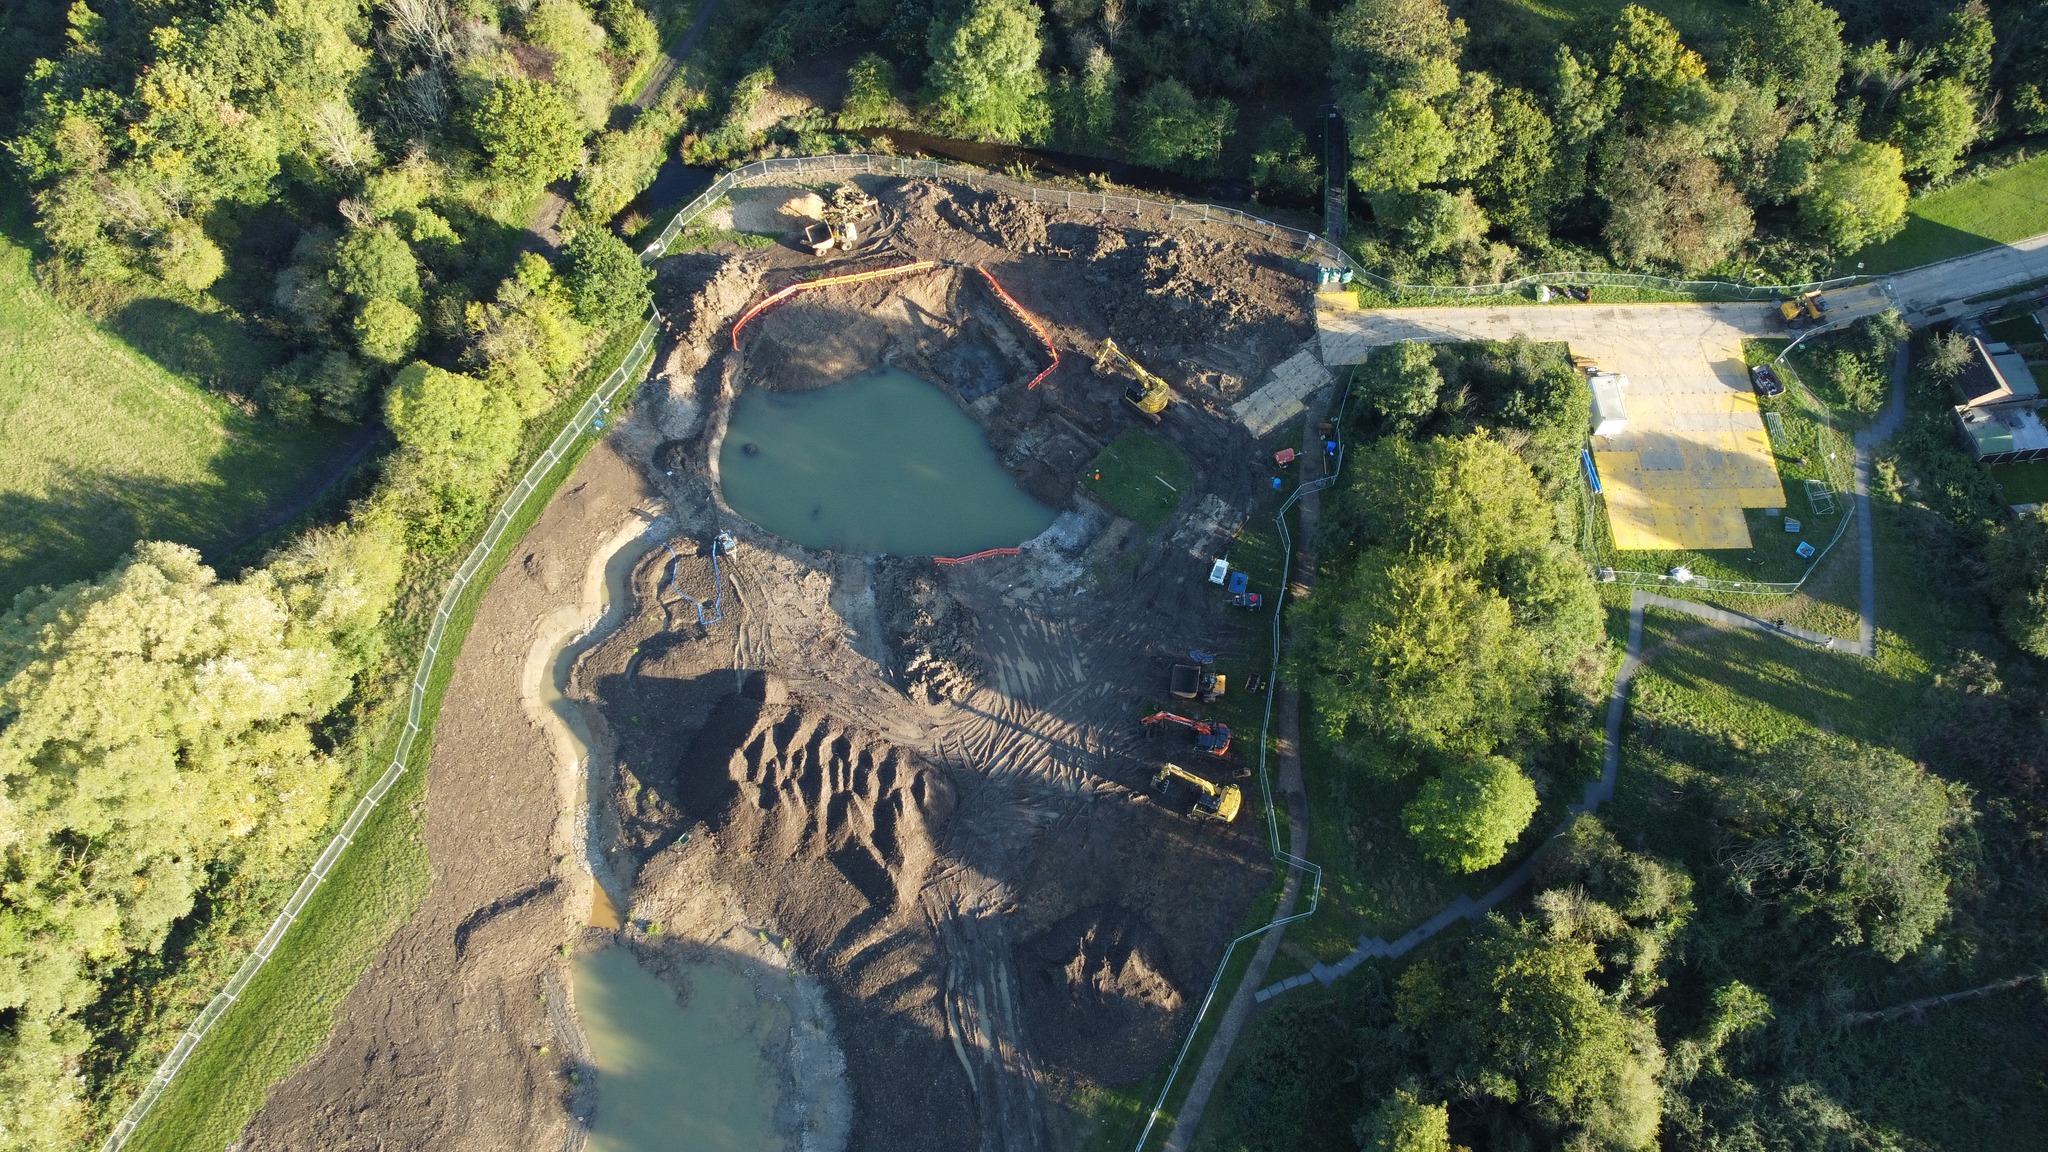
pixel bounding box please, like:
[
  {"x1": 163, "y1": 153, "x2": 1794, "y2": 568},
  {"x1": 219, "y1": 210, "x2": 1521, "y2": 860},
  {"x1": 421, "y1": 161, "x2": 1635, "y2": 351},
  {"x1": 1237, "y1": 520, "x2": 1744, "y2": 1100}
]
[
  {"x1": 642, "y1": 153, "x2": 1871, "y2": 305},
  {"x1": 101, "y1": 284, "x2": 682, "y2": 1152}
]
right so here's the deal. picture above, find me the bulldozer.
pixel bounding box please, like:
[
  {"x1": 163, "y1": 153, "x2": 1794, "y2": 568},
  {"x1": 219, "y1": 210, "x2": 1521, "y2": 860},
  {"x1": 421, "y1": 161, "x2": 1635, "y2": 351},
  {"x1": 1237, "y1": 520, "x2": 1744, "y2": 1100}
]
[
  {"x1": 1096, "y1": 338, "x2": 1172, "y2": 422},
  {"x1": 802, "y1": 183, "x2": 879, "y2": 256},
  {"x1": 1779, "y1": 290, "x2": 1830, "y2": 330},
  {"x1": 1142, "y1": 711, "x2": 1232, "y2": 756},
  {"x1": 1152, "y1": 762, "x2": 1242, "y2": 823}
]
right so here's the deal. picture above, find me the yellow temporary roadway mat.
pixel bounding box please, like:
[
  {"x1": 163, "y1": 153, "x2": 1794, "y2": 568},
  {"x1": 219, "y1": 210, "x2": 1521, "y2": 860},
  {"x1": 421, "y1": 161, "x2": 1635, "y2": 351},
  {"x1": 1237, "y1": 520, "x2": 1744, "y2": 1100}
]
[
  {"x1": 1312, "y1": 296, "x2": 1792, "y2": 552},
  {"x1": 1593, "y1": 391, "x2": 1785, "y2": 551}
]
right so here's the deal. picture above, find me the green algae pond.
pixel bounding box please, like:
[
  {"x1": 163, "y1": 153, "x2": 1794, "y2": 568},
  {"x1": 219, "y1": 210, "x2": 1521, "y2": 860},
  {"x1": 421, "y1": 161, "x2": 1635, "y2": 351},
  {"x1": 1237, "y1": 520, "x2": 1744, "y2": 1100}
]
[{"x1": 718, "y1": 366, "x2": 1055, "y2": 556}]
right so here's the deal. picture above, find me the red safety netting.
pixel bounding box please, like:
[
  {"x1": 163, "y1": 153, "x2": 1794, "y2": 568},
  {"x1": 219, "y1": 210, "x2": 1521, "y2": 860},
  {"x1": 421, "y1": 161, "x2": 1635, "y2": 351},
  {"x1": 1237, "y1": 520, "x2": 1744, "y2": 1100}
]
[
  {"x1": 975, "y1": 266, "x2": 1060, "y2": 390},
  {"x1": 933, "y1": 547, "x2": 1022, "y2": 565},
  {"x1": 729, "y1": 260, "x2": 942, "y2": 348}
]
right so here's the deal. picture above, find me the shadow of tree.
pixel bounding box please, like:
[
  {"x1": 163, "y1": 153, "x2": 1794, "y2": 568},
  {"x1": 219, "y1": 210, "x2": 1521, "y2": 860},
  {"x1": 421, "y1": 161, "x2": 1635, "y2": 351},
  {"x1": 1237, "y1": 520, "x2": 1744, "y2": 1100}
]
[
  {"x1": 0, "y1": 467, "x2": 202, "y2": 601},
  {"x1": 106, "y1": 296, "x2": 287, "y2": 397}
]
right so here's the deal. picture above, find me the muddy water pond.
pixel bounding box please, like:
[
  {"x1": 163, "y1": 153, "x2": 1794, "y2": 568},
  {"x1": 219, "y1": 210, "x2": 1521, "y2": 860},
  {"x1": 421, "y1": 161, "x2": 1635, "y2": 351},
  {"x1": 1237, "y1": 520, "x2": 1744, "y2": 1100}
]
[
  {"x1": 572, "y1": 947, "x2": 786, "y2": 1151},
  {"x1": 719, "y1": 366, "x2": 1055, "y2": 555}
]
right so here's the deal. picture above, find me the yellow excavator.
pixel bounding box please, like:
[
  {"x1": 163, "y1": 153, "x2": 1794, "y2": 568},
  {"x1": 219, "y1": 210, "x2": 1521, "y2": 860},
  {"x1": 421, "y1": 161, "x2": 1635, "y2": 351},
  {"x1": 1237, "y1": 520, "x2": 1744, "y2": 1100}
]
[
  {"x1": 1779, "y1": 290, "x2": 1830, "y2": 330},
  {"x1": 1096, "y1": 338, "x2": 1172, "y2": 422},
  {"x1": 1152, "y1": 762, "x2": 1242, "y2": 823}
]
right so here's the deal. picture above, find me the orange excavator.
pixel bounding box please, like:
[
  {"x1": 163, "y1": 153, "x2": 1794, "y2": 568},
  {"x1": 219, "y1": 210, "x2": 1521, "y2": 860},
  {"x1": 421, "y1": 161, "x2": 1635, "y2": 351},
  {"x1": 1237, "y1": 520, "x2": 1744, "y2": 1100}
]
[{"x1": 1143, "y1": 712, "x2": 1232, "y2": 756}]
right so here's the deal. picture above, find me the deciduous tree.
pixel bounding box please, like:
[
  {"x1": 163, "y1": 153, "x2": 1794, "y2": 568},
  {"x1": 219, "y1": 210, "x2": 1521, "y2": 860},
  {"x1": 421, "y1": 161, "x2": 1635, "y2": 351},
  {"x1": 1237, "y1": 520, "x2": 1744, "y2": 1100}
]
[
  {"x1": 1357, "y1": 341, "x2": 1444, "y2": 428},
  {"x1": 1600, "y1": 126, "x2": 1753, "y2": 273},
  {"x1": 471, "y1": 77, "x2": 585, "y2": 187},
  {"x1": 1405, "y1": 755, "x2": 1540, "y2": 872},
  {"x1": 562, "y1": 228, "x2": 652, "y2": 331},
  {"x1": 1887, "y1": 76, "x2": 1978, "y2": 180},
  {"x1": 1720, "y1": 737, "x2": 1972, "y2": 960},
  {"x1": 1130, "y1": 79, "x2": 1236, "y2": 175},
  {"x1": 923, "y1": 0, "x2": 1052, "y2": 142},
  {"x1": 1799, "y1": 141, "x2": 1908, "y2": 253},
  {"x1": 1356, "y1": 1089, "x2": 1451, "y2": 1152}
]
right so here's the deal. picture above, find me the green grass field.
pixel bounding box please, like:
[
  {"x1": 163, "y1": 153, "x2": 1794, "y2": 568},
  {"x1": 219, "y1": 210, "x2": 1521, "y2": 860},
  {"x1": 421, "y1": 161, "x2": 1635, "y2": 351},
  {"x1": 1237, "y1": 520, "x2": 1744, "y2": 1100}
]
[
  {"x1": 1851, "y1": 154, "x2": 2048, "y2": 275},
  {"x1": 1085, "y1": 430, "x2": 1194, "y2": 529},
  {"x1": 0, "y1": 219, "x2": 346, "y2": 602},
  {"x1": 1988, "y1": 461, "x2": 2048, "y2": 504}
]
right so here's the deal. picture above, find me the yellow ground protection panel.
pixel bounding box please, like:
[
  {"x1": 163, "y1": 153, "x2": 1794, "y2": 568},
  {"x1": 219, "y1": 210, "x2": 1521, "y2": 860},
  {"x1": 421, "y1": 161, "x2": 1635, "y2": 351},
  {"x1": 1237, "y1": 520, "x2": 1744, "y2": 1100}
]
[
  {"x1": 1594, "y1": 429, "x2": 1785, "y2": 551},
  {"x1": 1586, "y1": 346, "x2": 1788, "y2": 551}
]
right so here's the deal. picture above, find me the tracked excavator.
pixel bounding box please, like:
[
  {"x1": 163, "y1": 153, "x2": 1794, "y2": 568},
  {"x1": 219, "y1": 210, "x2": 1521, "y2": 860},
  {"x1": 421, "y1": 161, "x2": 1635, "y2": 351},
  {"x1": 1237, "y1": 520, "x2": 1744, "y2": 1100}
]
[
  {"x1": 1096, "y1": 338, "x2": 1172, "y2": 422},
  {"x1": 1151, "y1": 763, "x2": 1242, "y2": 823},
  {"x1": 1142, "y1": 711, "x2": 1232, "y2": 756}
]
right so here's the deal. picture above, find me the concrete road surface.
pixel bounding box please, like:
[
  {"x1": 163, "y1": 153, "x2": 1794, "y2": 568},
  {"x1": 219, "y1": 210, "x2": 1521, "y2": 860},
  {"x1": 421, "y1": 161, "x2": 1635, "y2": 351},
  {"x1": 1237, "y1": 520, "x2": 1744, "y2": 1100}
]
[{"x1": 1887, "y1": 231, "x2": 2048, "y2": 322}]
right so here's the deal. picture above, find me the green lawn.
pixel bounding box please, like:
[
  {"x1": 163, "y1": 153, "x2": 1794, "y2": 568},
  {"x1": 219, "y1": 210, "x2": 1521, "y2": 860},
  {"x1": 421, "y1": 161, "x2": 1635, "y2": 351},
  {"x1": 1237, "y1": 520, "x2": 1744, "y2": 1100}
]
[
  {"x1": 1085, "y1": 430, "x2": 1194, "y2": 529},
  {"x1": 1850, "y1": 154, "x2": 2048, "y2": 275},
  {"x1": 1987, "y1": 461, "x2": 2048, "y2": 504},
  {"x1": 0, "y1": 217, "x2": 346, "y2": 602}
]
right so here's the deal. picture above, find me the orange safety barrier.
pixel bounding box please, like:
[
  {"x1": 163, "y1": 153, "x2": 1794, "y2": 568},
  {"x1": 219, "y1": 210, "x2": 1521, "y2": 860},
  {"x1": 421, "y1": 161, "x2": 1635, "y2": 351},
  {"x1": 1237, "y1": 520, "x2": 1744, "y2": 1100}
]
[
  {"x1": 934, "y1": 547, "x2": 1022, "y2": 565},
  {"x1": 975, "y1": 266, "x2": 1060, "y2": 390},
  {"x1": 730, "y1": 260, "x2": 941, "y2": 348}
]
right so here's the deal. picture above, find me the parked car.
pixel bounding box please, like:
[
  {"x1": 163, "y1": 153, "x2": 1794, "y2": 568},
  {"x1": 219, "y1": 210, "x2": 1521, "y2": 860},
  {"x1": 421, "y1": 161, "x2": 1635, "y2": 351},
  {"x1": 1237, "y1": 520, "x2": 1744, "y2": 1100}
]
[{"x1": 1750, "y1": 363, "x2": 1785, "y2": 398}]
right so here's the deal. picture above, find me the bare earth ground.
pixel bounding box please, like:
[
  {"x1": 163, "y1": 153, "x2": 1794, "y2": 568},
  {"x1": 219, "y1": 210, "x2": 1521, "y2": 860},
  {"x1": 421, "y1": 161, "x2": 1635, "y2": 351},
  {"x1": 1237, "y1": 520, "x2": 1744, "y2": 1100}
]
[{"x1": 242, "y1": 176, "x2": 1320, "y2": 1152}]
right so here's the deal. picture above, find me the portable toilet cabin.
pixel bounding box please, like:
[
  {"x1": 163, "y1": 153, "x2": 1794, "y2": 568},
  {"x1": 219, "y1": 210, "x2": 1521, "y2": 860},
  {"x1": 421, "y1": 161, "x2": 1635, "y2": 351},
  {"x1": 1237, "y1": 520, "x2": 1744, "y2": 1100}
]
[{"x1": 1588, "y1": 371, "x2": 1629, "y2": 437}]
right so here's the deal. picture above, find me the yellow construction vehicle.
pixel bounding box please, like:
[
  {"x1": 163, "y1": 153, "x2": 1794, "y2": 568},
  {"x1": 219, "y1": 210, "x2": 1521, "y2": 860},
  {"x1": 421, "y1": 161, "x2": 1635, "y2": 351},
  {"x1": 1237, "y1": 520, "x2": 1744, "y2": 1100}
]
[
  {"x1": 1779, "y1": 291, "x2": 1830, "y2": 330},
  {"x1": 1096, "y1": 338, "x2": 1172, "y2": 422},
  {"x1": 1152, "y1": 762, "x2": 1242, "y2": 823},
  {"x1": 803, "y1": 184, "x2": 879, "y2": 256}
]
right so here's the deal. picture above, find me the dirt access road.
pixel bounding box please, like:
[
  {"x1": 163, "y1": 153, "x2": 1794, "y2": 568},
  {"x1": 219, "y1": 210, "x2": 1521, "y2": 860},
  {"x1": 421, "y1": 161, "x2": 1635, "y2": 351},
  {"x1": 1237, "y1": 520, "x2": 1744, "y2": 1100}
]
[{"x1": 242, "y1": 175, "x2": 1327, "y2": 1152}]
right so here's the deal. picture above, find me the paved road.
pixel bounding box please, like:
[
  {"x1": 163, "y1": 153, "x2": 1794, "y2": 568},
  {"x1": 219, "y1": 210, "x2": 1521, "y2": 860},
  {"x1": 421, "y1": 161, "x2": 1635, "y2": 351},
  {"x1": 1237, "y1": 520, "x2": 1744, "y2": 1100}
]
[{"x1": 1888, "y1": 232, "x2": 2048, "y2": 322}]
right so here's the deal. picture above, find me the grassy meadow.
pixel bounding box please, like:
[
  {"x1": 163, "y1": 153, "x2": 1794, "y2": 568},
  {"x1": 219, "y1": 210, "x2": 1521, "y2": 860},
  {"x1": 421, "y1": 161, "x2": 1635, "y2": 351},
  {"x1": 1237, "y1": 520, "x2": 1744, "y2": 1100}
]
[
  {"x1": 0, "y1": 215, "x2": 347, "y2": 603},
  {"x1": 1852, "y1": 154, "x2": 2048, "y2": 274}
]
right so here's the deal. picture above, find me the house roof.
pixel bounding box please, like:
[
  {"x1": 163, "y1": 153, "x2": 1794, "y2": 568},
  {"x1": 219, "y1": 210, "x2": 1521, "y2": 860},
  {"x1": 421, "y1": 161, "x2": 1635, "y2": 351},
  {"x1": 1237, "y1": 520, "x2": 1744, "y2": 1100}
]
[
  {"x1": 1959, "y1": 403, "x2": 2048, "y2": 457},
  {"x1": 1955, "y1": 336, "x2": 2041, "y2": 407}
]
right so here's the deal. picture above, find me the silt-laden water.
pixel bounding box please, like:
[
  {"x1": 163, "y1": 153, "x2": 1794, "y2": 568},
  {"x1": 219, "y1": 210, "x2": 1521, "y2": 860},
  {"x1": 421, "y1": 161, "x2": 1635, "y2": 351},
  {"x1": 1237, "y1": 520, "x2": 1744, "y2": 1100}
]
[
  {"x1": 718, "y1": 367, "x2": 1055, "y2": 555},
  {"x1": 571, "y1": 947, "x2": 786, "y2": 1152}
]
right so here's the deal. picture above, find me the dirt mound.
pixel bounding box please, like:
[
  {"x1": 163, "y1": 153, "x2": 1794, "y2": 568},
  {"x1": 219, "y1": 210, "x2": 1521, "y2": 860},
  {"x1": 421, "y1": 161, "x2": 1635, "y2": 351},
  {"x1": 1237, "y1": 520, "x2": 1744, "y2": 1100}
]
[
  {"x1": 875, "y1": 557, "x2": 981, "y2": 703},
  {"x1": 1024, "y1": 908, "x2": 1187, "y2": 1084},
  {"x1": 717, "y1": 702, "x2": 954, "y2": 914},
  {"x1": 654, "y1": 252, "x2": 766, "y2": 439},
  {"x1": 896, "y1": 182, "x2": 1051, "y2": 253}
]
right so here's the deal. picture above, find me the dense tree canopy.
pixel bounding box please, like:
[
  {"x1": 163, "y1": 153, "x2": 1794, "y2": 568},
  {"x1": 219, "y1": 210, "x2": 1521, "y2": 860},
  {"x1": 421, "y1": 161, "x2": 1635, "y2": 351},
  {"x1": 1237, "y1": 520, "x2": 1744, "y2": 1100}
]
[
  {"x1": 1305, "y1": 426, "x2": 1600, "y2": 769},
  {"x1": 923, "y1": 0, "x2": 1052, "y2": 142},
  {"x1": 0, "y1": 535, "x2": 399, "y2": 1146},
  {"x1": 1720, "y1": 737, "x2": 1972, "y2": 960}
]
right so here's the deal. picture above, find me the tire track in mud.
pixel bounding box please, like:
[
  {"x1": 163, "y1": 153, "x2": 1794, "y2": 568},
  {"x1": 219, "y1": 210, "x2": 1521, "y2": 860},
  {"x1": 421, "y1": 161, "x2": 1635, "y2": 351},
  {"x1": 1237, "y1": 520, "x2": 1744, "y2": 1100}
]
[{"x1": 926, "y1": 890, "x2": 1052, "y2": 1152}]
